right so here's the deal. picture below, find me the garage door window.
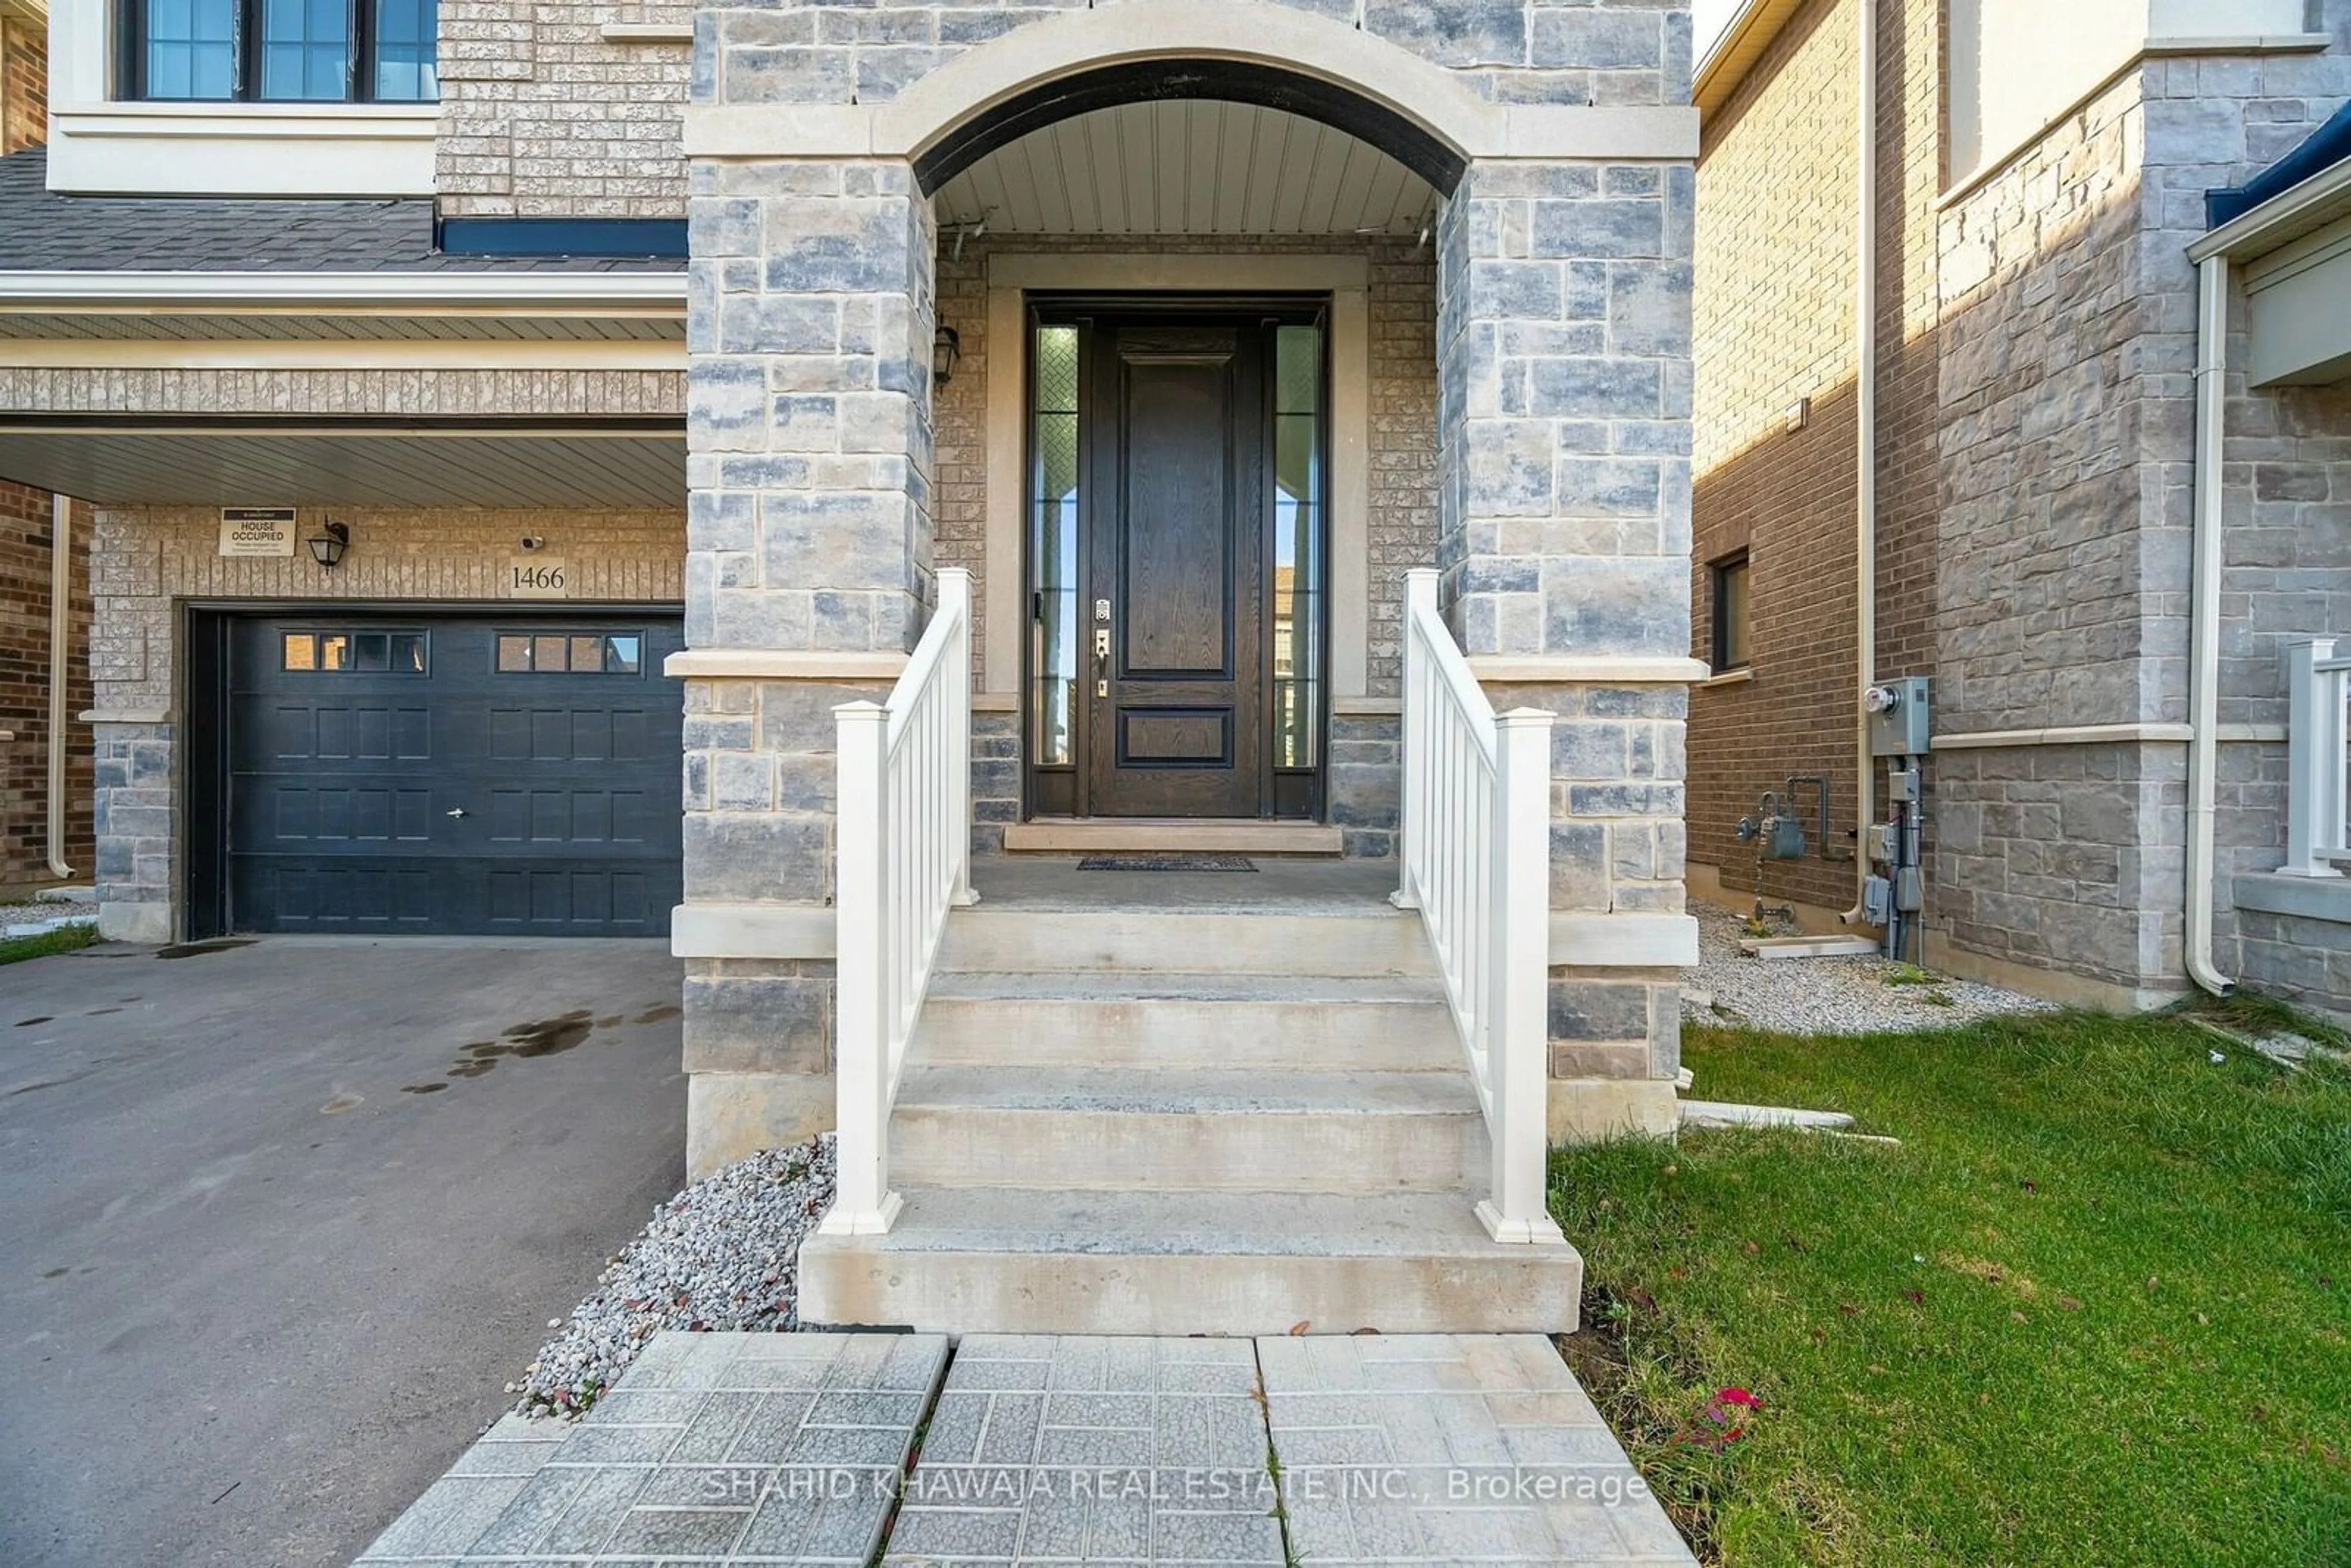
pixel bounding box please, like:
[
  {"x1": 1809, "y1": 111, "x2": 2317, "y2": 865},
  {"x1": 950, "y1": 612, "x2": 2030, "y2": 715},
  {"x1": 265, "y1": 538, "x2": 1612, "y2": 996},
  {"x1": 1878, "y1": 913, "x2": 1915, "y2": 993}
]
[
  {"x1": 496, "y1": 632, "x2": 643, "y2": 675},
  {"x1": 282, "y1": 630, "x2": 428, "y2": 673}
]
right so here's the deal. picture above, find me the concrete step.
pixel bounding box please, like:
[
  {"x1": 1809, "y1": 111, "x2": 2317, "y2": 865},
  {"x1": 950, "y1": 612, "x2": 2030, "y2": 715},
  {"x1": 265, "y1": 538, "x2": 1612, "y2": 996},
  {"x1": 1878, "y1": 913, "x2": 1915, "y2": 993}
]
[
  {"x1": 890, "y1": 1065, "x2": 1488, "y2": 1195},
  {"x1": 915, "y1": 971, "x2": 1461, "y2": 1070},
  {"x1": 935, "y1": 907, "x2": 1435, "y2": 977},
  {"x1": 798, "y1": 1187, "x2": 1583, "y2": 1335}
]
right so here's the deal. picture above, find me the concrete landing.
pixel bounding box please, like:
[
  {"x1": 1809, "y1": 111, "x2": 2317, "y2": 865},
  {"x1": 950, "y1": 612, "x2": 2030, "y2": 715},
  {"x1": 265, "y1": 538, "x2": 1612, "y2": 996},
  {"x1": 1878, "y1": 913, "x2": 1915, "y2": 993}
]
[{"x1": 354, "y1": 1331, "x2": 1693, "y2": 1566}]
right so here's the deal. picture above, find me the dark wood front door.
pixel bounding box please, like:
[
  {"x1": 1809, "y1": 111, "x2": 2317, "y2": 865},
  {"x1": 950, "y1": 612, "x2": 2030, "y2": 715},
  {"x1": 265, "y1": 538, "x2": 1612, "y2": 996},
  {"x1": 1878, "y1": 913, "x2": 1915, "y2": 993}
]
[
  {"x1": 1086, "y1": 321, "x2": 1265, "y2": 817},
  {"x1": 1024, "y1": 302, "x2": 1326, "y2": 822}
]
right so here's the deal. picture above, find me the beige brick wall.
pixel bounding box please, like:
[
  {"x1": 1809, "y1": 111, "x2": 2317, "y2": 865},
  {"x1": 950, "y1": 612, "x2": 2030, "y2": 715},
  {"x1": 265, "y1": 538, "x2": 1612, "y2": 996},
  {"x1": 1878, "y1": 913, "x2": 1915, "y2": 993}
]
[
  {"x1": 1689, "y1": 0, "x2": 1862, "y2": 916},
  {"x1": 0, "y1": 368, "x2": 684, "y2": 419},
  {"x1": 93, "y1": 506, "x2": 684, "y2": 711},
  {"x1": 1690, "y1": 0, "x2": 1944, "y2": 919},
  {"x1": 1, "y1": 13, "x2": 44, "y2": 157},
  {"x1": 437, "y1": 0, "x2": 691, "y2": 218}
]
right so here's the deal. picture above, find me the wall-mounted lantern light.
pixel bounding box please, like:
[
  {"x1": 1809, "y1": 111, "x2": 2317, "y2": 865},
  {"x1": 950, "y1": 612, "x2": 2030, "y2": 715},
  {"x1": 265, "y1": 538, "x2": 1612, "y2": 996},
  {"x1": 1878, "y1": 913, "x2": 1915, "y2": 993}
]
[
  {"x1": 307, "y1": 520, "x2": 350, "y2": 569},
  {"x1": 933, "y1": 324, "x2": 962, "y2": 386}
]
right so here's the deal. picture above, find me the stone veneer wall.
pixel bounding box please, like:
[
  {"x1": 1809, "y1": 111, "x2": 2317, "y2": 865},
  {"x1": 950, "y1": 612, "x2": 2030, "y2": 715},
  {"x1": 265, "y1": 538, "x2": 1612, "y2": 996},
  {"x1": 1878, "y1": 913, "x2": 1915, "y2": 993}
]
[
  {"x1": 681, "y1": 0, "x2": 1698, "y2": 1168},
  {"x1": 0, "y1": 481, "x2": 92, "y2": 897},
  {"x1": 1931, "y1": 20, "x2": 2350, "y2": 1008},
  {"x1": 2142, "y1": 21, "x2": 2351, "y2": 1013},
  {"x1": 86, "y1": 507, "x2": 685, "y2": 942},
  {"x1": 1930, "y1": 67, "x2": 2183, "y2": 999},
  {"x1": 438, "y1": 0, "x2": 1693, "y2": 221}
]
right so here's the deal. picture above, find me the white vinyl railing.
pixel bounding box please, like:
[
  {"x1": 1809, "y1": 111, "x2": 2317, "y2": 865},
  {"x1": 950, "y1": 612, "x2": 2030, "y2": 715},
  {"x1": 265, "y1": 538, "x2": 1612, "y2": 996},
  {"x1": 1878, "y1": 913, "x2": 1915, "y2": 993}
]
[
  {"x1": 1393, "y1": 569, "x2": 1565, "y2": 1247},
  {"x1": 822, "y1": 568, "x2": 977, "y2": 1236},
  {"x1": 2282, "y1": 636, "x2": 2351, "y2": 878}
]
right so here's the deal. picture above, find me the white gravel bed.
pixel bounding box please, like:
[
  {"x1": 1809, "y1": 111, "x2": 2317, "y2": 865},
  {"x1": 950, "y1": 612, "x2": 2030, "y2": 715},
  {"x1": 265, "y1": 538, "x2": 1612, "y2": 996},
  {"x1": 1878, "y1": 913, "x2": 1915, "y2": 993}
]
[
  {"x1": 1683, "y1": 901, "x2": 2056, "y2": 1036},
  {"x1": 510, "y1": 1134, "x2": 834, "y2": 1417}
]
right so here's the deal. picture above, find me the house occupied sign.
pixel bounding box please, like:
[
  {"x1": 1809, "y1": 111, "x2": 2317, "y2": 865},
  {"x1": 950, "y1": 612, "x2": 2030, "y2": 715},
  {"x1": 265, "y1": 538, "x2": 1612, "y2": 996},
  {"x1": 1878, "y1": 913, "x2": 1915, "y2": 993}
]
[{"x1": 217, "y1": 507, "x2": 298, "y2": 557}]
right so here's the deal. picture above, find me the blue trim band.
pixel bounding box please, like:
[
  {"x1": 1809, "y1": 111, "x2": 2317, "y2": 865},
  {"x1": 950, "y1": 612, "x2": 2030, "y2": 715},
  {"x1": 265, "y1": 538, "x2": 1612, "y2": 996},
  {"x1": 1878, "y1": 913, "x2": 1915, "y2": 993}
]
[{"x1": 436, "y1": 217, "x2": 689, "y2": 259}]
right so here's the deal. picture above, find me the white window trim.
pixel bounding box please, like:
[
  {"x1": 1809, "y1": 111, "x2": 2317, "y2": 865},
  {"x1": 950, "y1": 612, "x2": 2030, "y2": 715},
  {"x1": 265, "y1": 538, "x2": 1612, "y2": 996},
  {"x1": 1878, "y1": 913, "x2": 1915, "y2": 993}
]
[{"x1": 47, "y1": 0, "x2": 438, "y2": 196}]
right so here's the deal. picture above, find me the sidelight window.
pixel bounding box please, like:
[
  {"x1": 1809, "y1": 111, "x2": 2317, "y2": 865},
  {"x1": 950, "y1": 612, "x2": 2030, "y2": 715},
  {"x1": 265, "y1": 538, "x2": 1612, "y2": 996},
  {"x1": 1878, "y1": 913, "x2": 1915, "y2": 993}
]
[
  {"x1": 1030, "y1": 323, "x2": 1082, "y2": 770},
  {"x1": 1272, "y1": 323, "x2": 1324, "y2": 770}
]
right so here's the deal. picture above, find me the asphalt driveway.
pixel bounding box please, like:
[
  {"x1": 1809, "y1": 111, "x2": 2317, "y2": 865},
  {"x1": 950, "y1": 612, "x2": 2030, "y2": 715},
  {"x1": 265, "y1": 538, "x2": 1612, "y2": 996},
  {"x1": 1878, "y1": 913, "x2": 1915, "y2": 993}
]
[{"x1": 0, "y1": 937, "x2": 688, "y2": 1568}]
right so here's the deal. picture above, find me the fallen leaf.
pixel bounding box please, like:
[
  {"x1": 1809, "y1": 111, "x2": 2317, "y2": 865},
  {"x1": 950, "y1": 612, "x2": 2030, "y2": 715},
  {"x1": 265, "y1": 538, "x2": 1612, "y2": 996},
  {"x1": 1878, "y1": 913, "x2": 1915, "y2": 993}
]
[
  {"x1": 1742, "y1": 1239, "x2": 1761, "y2": 1255},
  {"x1": 1289, "y1": 1321, "x2": 1311, "y2": 1336},
  {"x1": 1837, "y1": 1302, "x2": 1859, "y2": 1316},
  {"x1": 1349, "y1": 1327, "x2": 1379, "y2": 1336},
  {"x1": 2019, "y1": 1179, "x2": 2038, "y2": 1193},
  {"x1": 1629, "y1": 1287, "x2": 1659, "y2": 1312},
  {"x1": 2060, "y1": 1296, "x2": 2083, "y2": 1312},
  {"x1": 1903, "y1": 1288, "x2": 1925, "y2": 1305},
  {"x1": 2010, "y1": 1310, "x2": 2027, "y2": 1323}
]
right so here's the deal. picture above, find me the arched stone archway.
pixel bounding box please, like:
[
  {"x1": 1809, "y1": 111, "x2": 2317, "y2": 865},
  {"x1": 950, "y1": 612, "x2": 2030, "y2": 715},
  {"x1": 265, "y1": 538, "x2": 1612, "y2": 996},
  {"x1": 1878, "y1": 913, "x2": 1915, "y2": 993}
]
[{"x1": 675, "y1": 0, "x2": 1703, "y2": 1174}]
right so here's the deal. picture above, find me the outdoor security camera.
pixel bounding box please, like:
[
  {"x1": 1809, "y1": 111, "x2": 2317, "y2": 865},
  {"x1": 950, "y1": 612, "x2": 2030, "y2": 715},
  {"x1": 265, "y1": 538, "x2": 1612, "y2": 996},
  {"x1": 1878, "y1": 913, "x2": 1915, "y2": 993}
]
[{"x1": 519, "y1": 536, "x2": 546, "y2": 552}]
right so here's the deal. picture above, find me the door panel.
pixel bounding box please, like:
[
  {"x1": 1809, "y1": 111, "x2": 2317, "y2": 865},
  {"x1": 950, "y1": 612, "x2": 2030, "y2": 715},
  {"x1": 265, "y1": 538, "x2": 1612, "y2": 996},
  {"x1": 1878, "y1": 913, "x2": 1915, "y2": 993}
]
[
  {"x1": 223, "y1": 614, "x2": 683, "y2": 936},
  {"x1": 1087, "y1": 323, "x2": 1264, "y2": 818}
]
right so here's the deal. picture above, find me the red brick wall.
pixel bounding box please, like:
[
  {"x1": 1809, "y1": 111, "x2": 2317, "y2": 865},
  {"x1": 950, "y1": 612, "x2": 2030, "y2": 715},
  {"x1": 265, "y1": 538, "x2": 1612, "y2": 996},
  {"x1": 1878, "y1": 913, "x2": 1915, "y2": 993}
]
[
  {"x1": 0, "y1": 482, "x2": 94, "y2": 895},
  {"x1": 2, "y1": 16, "x2": 45, "y2": 156},
  {"x1": 1689, "y1": 0, "x2": 1941, "y2": 916}
]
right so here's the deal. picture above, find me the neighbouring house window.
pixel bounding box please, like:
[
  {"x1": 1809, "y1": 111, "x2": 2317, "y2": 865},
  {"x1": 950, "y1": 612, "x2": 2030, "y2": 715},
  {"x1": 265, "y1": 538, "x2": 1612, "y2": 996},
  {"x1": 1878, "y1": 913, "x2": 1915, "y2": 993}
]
[
  {"x1": 282, "y1": 630, "x2": 428, "y2": 673},
  {"x1": 127, "y1": 0, "x2": 438, "y2": 102},
  {"x1": 1711, "y1": 552, "x2": 1750, "y2": 672},
  {"x1": 496, "y1": 633, "x2": 643, "y2": 675}
]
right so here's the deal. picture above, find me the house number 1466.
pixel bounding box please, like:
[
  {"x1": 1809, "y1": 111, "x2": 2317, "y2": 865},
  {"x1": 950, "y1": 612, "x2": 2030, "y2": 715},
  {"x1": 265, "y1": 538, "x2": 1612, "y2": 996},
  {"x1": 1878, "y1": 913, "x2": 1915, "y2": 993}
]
[{"x1": 508, "y1": 557, "x2": 570, "y2": 599}]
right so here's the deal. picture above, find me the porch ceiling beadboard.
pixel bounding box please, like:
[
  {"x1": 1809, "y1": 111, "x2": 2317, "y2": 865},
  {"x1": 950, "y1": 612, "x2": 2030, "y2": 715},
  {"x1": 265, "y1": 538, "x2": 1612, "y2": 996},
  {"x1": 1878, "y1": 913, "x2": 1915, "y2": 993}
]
[{"x1": 933, "y1": 102, "x2": 1441, "y2": 237}]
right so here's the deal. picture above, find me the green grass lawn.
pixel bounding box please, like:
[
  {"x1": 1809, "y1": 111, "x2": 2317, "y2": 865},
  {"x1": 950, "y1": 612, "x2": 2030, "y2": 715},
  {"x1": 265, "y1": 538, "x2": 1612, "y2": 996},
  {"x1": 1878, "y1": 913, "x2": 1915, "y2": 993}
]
[
  {"x1": 0, "y1": 921, "x2": 99, "y2": 966},
  {"x1": 1553, "y1": 1006, "x2": 2351, "y2": 1567}
]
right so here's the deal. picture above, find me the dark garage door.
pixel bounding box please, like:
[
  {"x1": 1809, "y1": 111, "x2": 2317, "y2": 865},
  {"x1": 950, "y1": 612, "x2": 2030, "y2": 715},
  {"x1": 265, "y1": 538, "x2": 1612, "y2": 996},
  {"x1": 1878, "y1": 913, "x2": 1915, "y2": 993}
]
[{"x1": 221, "y1": 613, "x2": 685, "y2": 936}]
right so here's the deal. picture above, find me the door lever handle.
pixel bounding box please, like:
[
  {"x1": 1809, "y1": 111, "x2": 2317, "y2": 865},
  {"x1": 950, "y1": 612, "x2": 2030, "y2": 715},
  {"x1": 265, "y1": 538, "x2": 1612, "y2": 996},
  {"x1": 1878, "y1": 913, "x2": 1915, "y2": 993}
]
[{"x1": 446, "y1": 808, "x2": 469, "y2": 820}]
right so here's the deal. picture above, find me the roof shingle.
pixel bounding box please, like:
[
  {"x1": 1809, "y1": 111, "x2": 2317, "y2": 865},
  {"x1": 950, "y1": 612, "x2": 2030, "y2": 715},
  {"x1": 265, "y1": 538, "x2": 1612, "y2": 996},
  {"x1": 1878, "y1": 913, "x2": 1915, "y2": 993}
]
[{"x1": 0, "y1": 149, "x2": 684, "y2": 273}]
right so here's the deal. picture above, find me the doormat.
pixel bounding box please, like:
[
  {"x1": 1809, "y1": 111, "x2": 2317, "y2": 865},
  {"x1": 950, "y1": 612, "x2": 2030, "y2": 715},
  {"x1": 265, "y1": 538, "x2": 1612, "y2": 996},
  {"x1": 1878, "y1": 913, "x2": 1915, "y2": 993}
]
[{"x1": 1075, "y1": 855, "x2": 1258, "y2": 872}]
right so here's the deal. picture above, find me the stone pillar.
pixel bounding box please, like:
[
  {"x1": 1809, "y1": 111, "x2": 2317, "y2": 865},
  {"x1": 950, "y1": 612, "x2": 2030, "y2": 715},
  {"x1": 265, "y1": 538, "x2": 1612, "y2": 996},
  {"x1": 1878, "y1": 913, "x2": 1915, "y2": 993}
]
[
  {"x1": 680, "y1": 157, "x2": 937, "y2": 1176},
  {"x1": 1436, "y1": 156, "x2": 1698, "y2": 1139}
]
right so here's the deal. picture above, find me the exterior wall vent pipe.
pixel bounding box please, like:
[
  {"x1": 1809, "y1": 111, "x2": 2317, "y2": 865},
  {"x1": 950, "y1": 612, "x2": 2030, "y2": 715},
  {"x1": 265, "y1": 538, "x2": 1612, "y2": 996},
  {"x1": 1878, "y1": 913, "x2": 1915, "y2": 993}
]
[
  {"x1": 47, "y1": 493, "x2": 73, "y2": 880},
  {"x1": 2185, "y1": 257, "x2": 2233, "y2": 996},
  {"x1": 1841, "y1": 0, "x2": 1880, "y2": 929}
]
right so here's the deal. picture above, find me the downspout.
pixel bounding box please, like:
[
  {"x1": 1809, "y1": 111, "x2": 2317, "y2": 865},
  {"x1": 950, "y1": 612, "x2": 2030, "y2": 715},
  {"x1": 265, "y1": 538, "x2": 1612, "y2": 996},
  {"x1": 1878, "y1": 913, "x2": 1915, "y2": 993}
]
[
  {"x1": 46, "y1": 494, "x2": 72, "y2": 880},
  {"x1": 2184, "y1": 257, "x2": 2233, "y2": 995},
  {"x1": 1842, "y1": 0, "x2": 1880, "y2": 928}
]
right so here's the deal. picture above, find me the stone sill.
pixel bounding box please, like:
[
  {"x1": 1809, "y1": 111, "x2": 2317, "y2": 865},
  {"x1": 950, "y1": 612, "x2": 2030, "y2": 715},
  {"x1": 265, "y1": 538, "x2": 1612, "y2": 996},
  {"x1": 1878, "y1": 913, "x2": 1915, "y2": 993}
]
[
  {"x1": 2235, "y1": 870, "x2": 2351, "y2": 927},
  {"x1": 1695, "y1": 667, "x2": 1752, "y2": 691}
]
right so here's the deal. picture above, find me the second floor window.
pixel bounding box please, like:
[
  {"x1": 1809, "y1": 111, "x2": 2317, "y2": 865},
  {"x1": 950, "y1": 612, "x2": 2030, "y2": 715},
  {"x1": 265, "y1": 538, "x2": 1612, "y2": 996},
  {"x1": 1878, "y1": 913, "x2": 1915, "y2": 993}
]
[{"x1": 130, "y1": 0, "x2": 438, "y2": 102}]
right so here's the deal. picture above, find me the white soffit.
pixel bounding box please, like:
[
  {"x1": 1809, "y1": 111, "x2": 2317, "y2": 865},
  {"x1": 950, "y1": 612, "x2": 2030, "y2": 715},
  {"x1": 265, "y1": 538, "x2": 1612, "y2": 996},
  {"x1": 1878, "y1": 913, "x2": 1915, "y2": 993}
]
[
  {"x1": 0, "y1": 272, "x2": 690, "y2": 344},
  {"x1": 0, "y1": 429, "x2": 688, "y2": 508},
  {"x1": 933, "y1": 100, "x2": 1441, "y2": 238}
]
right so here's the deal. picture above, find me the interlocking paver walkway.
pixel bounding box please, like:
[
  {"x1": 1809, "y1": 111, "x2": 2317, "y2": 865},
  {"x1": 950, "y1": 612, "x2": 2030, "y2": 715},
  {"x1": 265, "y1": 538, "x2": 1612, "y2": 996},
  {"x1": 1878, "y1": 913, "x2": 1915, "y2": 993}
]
[
  {"x1": 353, "y1": 1330, "x2": 949, "y2": 1566},
  {"x1": 885, "y1": 1334, "x2": 1285, "y2": 1566},
  {"x1": 353, "y1": 1330, "x2": 1692, "y2": 1566},
  {"x1": 1259, "y1": 1333, "x2": 1697, "y2": 1566}
]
